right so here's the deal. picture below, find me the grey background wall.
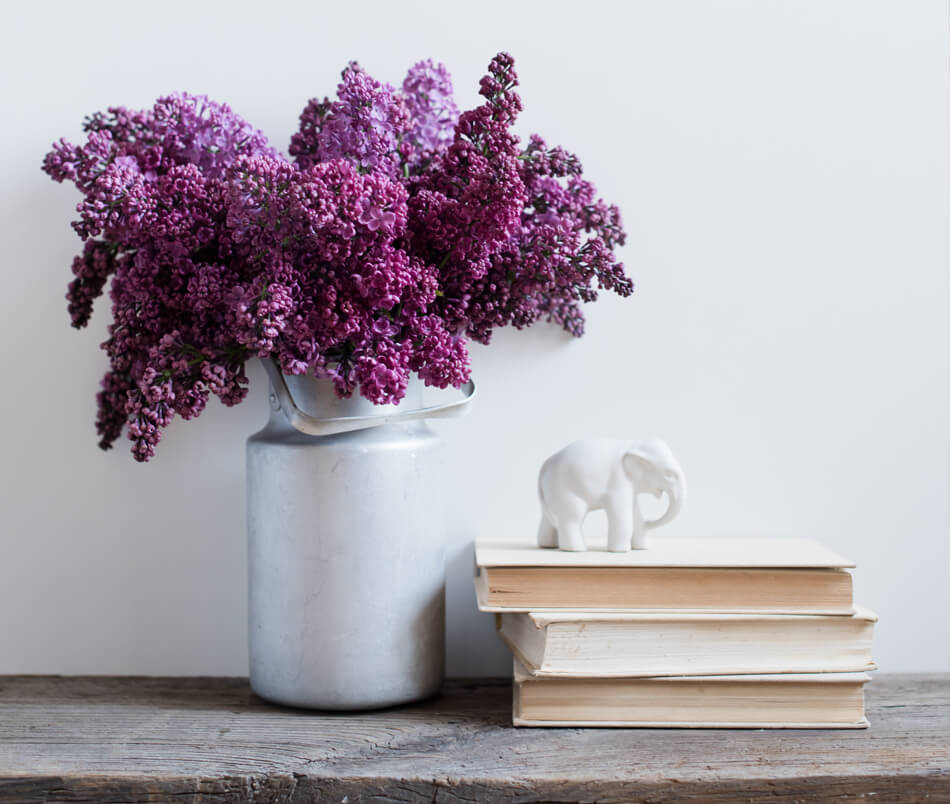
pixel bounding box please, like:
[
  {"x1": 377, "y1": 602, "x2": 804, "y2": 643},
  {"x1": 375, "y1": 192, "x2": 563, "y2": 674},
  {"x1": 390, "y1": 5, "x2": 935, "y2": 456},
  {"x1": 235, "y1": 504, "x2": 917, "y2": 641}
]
[{"x1": 1, "y1": 0, "x2": 947, "y2": 676}]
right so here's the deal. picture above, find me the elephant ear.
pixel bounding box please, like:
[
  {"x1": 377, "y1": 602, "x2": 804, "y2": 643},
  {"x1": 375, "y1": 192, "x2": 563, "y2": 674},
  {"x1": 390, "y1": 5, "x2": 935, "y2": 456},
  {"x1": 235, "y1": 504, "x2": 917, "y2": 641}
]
[
  {"x1": 621, "y1": 445, "x2": 654, "y2": 482},
  {"x1": 622, "y1": 440, "x2": 675, "y2": 482}
]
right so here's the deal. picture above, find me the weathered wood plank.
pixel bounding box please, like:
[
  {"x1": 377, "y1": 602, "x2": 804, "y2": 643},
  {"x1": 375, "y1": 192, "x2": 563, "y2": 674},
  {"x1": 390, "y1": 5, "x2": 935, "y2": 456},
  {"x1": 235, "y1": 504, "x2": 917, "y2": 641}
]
[{"x1": 0, "y1": 674, "x2": 946, "y2": 803}]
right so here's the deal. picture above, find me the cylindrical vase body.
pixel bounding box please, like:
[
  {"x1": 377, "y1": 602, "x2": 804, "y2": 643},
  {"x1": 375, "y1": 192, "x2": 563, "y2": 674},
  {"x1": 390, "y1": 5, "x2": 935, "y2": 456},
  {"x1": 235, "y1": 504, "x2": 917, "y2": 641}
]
[{"x1": 247, "y1": 375, "x2": 445, "y2": 709}]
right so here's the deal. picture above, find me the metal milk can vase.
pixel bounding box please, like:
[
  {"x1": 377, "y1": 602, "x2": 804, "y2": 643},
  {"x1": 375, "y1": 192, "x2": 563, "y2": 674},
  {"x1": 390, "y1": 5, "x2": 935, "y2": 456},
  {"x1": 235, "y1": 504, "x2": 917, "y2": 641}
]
[{"x1": 247, "y1": 359, "x2": 475, "y2": 710}]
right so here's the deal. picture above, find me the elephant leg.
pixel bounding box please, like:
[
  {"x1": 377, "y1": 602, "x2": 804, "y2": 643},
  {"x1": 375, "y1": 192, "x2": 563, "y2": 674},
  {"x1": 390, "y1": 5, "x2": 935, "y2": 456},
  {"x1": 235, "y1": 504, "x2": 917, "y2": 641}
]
[
  {"x1": 557, "y1": 519, "x2": 586, "y2": 551},
  {"x1": 631, "y1": 497, "x2": 649, "y2": 549},
  {"x1": 551, "y1": 497, "x2": 587, "y2": 551},
  {"x1": 537, "y1": 511, "x2": 558, "y2": 548},
  {"x1": 606, "y1": 495, "x2": 634, "y2": 552}
]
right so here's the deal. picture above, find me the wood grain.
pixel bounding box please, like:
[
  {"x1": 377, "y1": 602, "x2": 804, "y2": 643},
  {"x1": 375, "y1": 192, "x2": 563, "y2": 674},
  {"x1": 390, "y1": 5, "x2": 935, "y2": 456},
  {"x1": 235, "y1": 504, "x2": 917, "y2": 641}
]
[{"x1": 0, "y1": 674, "x2": 946, "y2": 803}]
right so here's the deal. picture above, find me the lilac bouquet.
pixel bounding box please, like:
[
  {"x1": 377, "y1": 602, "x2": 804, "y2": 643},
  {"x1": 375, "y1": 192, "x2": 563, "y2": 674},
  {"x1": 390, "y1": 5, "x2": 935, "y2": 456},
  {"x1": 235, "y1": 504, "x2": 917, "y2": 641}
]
[{"x1": 43, "y1": 53, "x2": 632, "y2": 462}]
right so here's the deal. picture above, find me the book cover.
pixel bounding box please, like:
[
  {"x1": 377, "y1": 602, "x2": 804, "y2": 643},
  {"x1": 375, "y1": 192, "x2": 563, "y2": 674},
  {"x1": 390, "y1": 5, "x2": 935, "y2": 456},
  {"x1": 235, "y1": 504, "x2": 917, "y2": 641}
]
[
  {"x1": 512, "y1": 659, "x2": 871, "y2": 728},
  {"x1": 476, "y1": 537, "x2": 855, "y2": 614},
  {"x1": 499, "y1": 607, "x2": 877, "y2": 677}
]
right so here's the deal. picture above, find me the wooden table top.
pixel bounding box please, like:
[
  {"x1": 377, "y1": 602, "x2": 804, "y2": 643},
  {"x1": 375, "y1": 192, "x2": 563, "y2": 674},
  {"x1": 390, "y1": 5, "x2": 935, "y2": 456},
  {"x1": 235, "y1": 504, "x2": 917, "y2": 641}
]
[{"x1": 0, "y1": 673, "x2": 947, "y2": 803}]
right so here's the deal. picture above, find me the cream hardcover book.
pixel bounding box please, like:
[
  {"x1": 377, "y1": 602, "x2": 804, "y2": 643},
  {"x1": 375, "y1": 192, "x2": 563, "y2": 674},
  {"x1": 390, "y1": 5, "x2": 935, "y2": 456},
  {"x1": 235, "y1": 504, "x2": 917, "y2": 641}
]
[
  {"x1": 512, "y1": 659, "x2": 870, "y2": 728},
  {"x1": 498, "y1": 607, "x2": 877, "y2": 677},
  {"x1": 476, "y1": 537, "x2": 855, "y2": 614}
]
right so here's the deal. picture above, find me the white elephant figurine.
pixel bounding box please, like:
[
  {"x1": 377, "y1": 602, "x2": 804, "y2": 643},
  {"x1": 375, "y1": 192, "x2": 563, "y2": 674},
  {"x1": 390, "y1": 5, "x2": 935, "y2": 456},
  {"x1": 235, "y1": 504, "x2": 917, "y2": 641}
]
[{"x1": 537, "y1": 438, "x2": 686, "y2": 552}]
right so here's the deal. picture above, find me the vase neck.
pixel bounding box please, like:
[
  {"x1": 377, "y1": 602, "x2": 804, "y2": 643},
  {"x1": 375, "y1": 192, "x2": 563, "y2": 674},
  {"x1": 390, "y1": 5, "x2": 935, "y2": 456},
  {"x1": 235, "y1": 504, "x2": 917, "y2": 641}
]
[{"x1": 276, "y1": 372, "x2": 425, "y2": 421}]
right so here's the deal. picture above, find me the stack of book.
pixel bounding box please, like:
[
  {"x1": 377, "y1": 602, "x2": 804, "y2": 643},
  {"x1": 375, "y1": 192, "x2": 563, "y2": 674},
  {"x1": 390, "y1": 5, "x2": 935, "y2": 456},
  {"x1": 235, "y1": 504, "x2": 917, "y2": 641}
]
[{"x1": 475, "y1": 537, "x2": 876, "y2": 728}]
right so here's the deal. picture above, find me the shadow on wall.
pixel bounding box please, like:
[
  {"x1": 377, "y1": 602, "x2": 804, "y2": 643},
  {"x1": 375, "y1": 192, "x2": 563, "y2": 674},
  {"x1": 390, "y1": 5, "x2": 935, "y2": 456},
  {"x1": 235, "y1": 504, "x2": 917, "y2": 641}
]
[{"x1": 445, "y1": 539, "x2": 511, "y2": 678}]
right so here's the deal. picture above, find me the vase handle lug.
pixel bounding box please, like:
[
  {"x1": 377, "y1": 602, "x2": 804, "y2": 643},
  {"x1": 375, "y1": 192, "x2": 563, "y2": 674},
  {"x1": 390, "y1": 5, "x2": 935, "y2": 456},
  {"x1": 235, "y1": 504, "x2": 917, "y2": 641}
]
[{"x1": 262, "y1": 358, "x2": 476, "y2": 436}]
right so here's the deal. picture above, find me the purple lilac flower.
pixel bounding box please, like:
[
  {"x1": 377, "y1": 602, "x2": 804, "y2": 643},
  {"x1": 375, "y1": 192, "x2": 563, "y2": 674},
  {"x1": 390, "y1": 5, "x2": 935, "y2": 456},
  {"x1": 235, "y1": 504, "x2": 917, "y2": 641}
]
[
  {"x1": 462, "y1": 132, "x2": 632, "y2": 341},
  {"x1": 406, "y1": 52, "x2": 527, "y2": 339},
  {"x1": 401, "y1": 59, "x2": 459, "y2": 164},
  {"x1": 43, "y1": 53, "x2": 632, "y2": 461},
  {"x1": 44, "y1": 93, "x2": 271, "y2": 460},
  {"x1": 290, "y1": 63, "x2": 411, "y2": 179},
  {"x1": 66, "y1": 239, "x2": 116, "y2": 328}
]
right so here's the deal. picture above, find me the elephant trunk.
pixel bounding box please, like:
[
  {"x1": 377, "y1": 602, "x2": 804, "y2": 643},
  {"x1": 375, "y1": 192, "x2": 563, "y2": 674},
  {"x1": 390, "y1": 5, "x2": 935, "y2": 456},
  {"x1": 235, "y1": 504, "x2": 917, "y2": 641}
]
[
  {"x1": 631, "y1": 476, "x2": 685, "y2": 549},
  {"x1": 646, "y1": 476, "x2": 685, "y2": 532}
]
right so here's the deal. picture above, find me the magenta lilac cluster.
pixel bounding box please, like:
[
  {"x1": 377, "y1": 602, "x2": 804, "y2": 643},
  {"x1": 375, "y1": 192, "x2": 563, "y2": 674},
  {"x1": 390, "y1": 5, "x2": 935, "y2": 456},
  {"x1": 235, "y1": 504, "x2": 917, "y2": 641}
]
[{"x1": 43, "y1": 54, "x2": 632, "y2": 461}]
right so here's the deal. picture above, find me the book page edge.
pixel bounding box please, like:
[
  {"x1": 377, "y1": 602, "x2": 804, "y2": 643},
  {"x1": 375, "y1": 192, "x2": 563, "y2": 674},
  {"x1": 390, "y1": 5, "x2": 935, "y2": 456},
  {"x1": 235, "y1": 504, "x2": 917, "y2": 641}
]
[{"x1": 512, "y1": 716, "x2": 869, "y2": 729}]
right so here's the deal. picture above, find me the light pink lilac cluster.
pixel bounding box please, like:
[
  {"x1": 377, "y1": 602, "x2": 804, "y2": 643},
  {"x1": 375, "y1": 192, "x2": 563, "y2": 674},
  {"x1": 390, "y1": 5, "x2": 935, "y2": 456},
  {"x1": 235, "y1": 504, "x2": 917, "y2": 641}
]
[{"x1": 43, "y1": 54, "x2": 632, "y2": 461}]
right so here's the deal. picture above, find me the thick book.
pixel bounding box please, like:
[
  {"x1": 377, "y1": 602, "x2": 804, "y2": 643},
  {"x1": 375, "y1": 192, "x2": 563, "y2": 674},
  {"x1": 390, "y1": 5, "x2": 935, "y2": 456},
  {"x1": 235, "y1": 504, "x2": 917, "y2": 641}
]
[
  {"x1": 476, "y1": 538, "x2": 855, "y2": 614},
  {"x1": 512, "y1": 660, "x2": 870, "y2": 728},
  {"x1": 498, "y1": 607, "x2": 877, "y2": 677}
]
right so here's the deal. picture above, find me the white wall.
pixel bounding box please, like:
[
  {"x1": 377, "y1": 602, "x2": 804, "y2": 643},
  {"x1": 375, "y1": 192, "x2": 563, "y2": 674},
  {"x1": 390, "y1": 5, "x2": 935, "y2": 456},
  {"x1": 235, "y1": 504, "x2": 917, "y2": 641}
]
[{"x1": 1, "y1": 0, "x2": 947, "y2": 676}]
